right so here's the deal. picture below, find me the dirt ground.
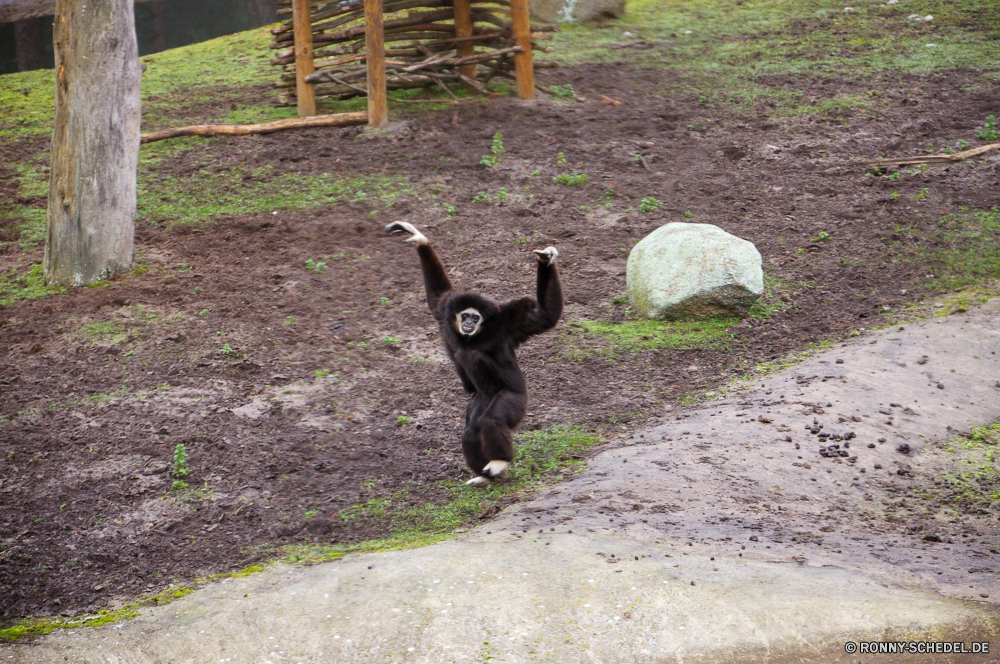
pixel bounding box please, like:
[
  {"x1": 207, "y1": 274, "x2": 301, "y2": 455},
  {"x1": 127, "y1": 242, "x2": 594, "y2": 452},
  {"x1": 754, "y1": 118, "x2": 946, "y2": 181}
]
[{"x1": 1, "y1": 63, "x2": 999, "y2": 623}]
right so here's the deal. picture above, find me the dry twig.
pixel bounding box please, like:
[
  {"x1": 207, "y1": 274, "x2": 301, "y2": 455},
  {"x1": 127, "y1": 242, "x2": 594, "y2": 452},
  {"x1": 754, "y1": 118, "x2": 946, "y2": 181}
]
[{"x1": 864, "y1": 143, "x2": 1000, "y2": 167}]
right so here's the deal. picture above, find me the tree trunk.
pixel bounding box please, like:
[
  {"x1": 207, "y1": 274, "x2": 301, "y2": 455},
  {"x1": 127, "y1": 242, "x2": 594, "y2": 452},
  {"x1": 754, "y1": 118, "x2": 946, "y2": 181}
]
[{"x1": 45, "y1": 0, "x2": 141, "y2": 286}]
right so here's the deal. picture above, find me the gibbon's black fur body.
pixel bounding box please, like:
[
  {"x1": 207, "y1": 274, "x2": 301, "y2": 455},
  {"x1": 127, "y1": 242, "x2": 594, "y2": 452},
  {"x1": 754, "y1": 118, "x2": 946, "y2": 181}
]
[{"x1": 387, "y1": 222, "x2": 563, "y2": 483}]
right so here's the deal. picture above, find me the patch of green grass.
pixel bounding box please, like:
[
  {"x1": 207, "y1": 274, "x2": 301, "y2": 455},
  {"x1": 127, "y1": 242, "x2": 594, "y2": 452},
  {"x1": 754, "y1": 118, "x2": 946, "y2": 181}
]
[
  {"x1": 545, "y1": 0, "x2": 1000, "y2": 113},
  {"x1": 560, "y1": 317, "x2": 736, "y2": 361},
  {"x1": 0, "y1": 204, "x2": 46, "y2": 251},
  {"x1": 748, "y1": 273, "x2": 795, "y2": 320},
  {"x1": 921, "y1": 421, "x2": 999, "y2": 513},
  {"x1": 77, "y1": 321, "x2": 127, "y2": 344},
  {"x1": 334, "y1": 425, "x2": 601, "y2": 544},
  {"x1": 0, "y1": 28, "x2": 275, "y2": 144},
  {"x1": 138, "y1": 166, "x2": 415, "y2": 227},
  {"x1": 553, "y1": 172, "x2": 588, "y2": 186},
  {"x1": 548, "y1": 84, "x2": 576, "y2": 100},
  {"x1": 923, "y1": 208, "x2": 1000, "y2": 291},
  {"x1": 0, "y1": 264, "x2": 66, "y2": 307}
]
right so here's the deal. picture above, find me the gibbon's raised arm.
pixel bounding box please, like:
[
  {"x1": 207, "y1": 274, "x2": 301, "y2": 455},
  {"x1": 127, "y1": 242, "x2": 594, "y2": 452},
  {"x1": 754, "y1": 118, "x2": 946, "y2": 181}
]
[
  {"x1": 386, "y1": 222, "x2": 453, "y2": 315},
  {"x1": 510, "y1": 247, "x2": 563, "y2": 342},
  {"x1": 416, "y1": 244, "x2": 454, "y2": 315}
]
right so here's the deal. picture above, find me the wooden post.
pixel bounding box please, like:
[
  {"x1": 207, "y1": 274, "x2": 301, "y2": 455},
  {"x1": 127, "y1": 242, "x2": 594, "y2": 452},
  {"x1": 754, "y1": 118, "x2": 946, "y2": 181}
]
[
  {"x1": 292, "y1": 0, "x2": 316, "y2": 117},
  {"x1": 453, "y1": 0, "x2": 476, "y2": 83},
  {"x1": 365, "y1": 0, "x2": 388, "y2": 127},
  {"x1": 509, "y1": 0, "x2": 534, "y2": 99}
]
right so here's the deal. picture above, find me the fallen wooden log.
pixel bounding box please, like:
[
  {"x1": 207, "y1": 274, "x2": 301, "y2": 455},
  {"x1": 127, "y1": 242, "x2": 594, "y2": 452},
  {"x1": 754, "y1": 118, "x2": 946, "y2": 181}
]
[
  {"x1": 139, "y1": 112, "x2": 368, "y2": 144},
  {"x1": 864, "y1": 143, "x2": 1000, "y2": 167}
]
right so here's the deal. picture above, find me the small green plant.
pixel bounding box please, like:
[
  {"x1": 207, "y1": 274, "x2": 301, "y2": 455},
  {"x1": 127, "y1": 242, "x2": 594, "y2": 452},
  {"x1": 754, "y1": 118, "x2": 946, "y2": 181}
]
[
  {"x1": 639, "y1": 197, "x2": 662, "y2": 212},
  {"x1": 496, "y1": 187, "x2": 509, "y2": 202},
  {"x1": 303, "y1": 509, "x2": 320, "y2": 519},
  {"x1": 219, "y1": 343, "x2": 234, "y2": 355},
  {"x1": 888, "y1": 172, "x2": 901, "y2": 180},
  {"x1": 193, "y1": 286, "x2": 203, "y2": 295},
  {"x1": 548, "y1": 84, "x2": 575, "y2": 100},
  {"x1": 380, "y1": 296, "x2": 392, "y2": 306},
  {"x1": 977, "y1": 115, "x2": 998, "y2": 141},
  {"x1": 316, "y1": 368, "x2": 330, "y2": 377},
  {"x1": 553, "y1": 173, "x2": 588, "y2": 186},
  {"x1": 633, "y1": 154, "x2": 644, "y2": 164},
  {"x1": 171, "y1": 480, "x2": 189, "y2": 491},
  {"x1": 383, "y1": 335, "x2": 402, "y2": 344},
  {"x1": 479, "y1": 133, "x2": 505, "y2": 167},
  {"x1": 396, "y1": 415, "x2": 411, "y2": 426},
  {"x1": 683, "y1": 210, "x2": 692, "y2": 217},
  {"x1": 914, "y1": 188, "x2": 929, "y2": 201},
  {"x1": 198, "y1": 308, "x2": 211, "y2": 318},
  {"x1": 891, "y1": 191, "x2": 900, "y2": 199},
  {"x1": 172, "y1": 444, "x2": 190, "y2": 480},
  {"x1": 473, "y1": 191, "x2": 492, "y2": 203},
  {"x1": 557, "y1": 152, "x2": 567, "y2": 165},
  {"x1": 443, "y1": 202, "x2": 457, "y2": 217},
  {"x1": 305, "y1": 259, "x2": 328, "y2": 274},
  {"x1": 600, "y1": 188, "x2": 615, "y2": 201},
  {"x1": 283, "y1": 316, "x2": 295, "y2": 325},
  {"x1": 811, "y1": 231, "x2": 830, "y2": 242},
  {"x1": 958, "y1": 139, "x2": 970, "y2": 151}
]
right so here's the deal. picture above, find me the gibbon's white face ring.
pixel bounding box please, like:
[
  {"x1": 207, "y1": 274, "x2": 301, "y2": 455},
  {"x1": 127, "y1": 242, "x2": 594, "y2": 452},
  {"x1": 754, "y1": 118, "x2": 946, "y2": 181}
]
[{"x1": 456, "y1": 308, "x2": 483, "y2": 336}]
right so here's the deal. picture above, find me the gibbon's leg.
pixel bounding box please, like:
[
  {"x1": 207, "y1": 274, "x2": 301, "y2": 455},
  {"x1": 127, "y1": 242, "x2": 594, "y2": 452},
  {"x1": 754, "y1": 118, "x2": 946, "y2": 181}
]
[
  {"x1": 462, "y1": 395, "x2": 492, "y2": 485},
  {"x1": 477, "y1": 390, "x2": 527, "y2": 479},
  {"x1": 386, "y1": 221, "x2": 452, "y2": 312}
]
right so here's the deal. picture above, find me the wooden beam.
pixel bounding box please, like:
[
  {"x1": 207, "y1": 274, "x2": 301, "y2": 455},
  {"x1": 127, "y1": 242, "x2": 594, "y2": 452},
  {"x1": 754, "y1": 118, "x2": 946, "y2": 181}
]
[
  {"x1": 452, "y1": 0, "x2": 476, "y2": 83},
  {"x1": 292, "y1": 0, "x2": 316, "y2": 117},
  {"x1": 140, "y1": 112, "x2": 369, "y2": 144},
  {"x1": 365, "y1": 0, "x2": 388, "y2": 127},
  {"x1": 509, "y1": 0, "x2": 534, "y2": 99}
]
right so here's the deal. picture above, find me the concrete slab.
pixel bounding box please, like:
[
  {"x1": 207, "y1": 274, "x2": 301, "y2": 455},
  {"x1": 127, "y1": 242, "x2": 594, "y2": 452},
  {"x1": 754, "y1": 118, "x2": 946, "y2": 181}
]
[{"x1": 5, "y1": 300, "x2": 1000, "y2": 663}]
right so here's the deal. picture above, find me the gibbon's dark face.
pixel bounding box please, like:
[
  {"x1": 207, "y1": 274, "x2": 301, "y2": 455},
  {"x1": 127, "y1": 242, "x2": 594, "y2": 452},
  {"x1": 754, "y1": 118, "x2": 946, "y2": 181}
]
[{"x1": 456, "y1": 308, "x2": 483, "y2": 336}]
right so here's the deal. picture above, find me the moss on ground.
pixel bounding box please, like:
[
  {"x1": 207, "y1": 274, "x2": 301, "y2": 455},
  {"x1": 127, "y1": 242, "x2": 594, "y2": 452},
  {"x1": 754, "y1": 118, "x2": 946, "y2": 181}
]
[
  {"x1": 559, "y1": 317, "x2": 736, "y2": 361},
  {"x1": 0, "y1": 585, "x2": 193, "y2": 643}
]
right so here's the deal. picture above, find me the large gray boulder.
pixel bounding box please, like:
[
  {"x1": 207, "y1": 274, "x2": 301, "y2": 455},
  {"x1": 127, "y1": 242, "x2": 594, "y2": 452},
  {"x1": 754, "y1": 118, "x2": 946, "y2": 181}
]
[
  {"x1": 529, "y1": 0, "x2": 625, "y2": 22},
  {"x1": 626, "y1": 222, "x2": 763, "y2": 320}
]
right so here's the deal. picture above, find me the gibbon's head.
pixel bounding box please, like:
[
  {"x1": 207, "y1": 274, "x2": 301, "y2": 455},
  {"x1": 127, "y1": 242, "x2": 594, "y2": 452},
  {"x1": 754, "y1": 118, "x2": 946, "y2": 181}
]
[
  {"x1": 456, "y1": 308, "x2": 483, "y2": 337},
  {"x1": 448, "y1": 293, "x2": 498, "y2": 339}
]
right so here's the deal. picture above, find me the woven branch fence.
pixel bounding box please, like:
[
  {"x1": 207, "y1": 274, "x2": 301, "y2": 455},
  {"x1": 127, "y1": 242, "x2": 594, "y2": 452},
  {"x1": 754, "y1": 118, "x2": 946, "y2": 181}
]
[{"x1": 270, "y1": 0, "x2": 556, "y2": 105}]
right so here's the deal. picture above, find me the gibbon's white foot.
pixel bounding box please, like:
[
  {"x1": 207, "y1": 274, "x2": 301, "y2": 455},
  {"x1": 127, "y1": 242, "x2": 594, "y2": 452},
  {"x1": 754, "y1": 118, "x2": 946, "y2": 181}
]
[
  {"x1": 385, "y1": 221, "x2": 429, "y2": 246},
  {"x1": 483, "y1": 460, "x2": 510, "y2": 478},
  {"x1": 533, "y1": 246, "x2": 558, "y2": 265},
  {"x1": 466, "y1": 475, "x2": 490, "y2": 486}
]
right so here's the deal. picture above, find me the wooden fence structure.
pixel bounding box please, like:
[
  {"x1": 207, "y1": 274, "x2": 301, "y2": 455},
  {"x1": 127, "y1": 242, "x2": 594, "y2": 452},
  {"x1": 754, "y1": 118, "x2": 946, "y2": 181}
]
[{"x1": 269, "y1": 0, "x2": 553, "y2": 127}]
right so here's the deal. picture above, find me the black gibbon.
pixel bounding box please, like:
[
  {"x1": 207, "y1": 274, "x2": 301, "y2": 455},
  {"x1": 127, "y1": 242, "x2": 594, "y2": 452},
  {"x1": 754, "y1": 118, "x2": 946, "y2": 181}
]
[{"x1": 386, "y1": 221, "x2": 563, "y2": 485}]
